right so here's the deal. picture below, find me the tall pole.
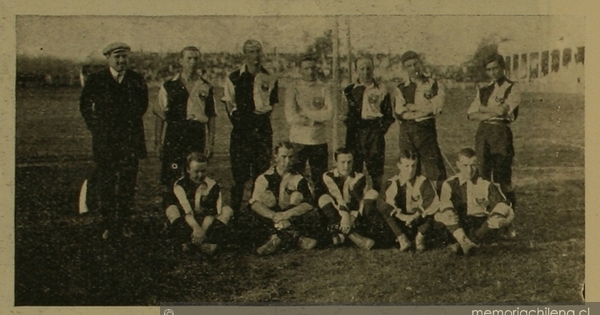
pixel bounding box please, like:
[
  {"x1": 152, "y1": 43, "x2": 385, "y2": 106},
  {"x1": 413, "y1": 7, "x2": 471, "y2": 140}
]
[
  {"x1": 332, "y1": 16, "x2": 341, "y2": 152},
  {"x1": 346, "y1": 17, "x2": 353, "y2": 84}
]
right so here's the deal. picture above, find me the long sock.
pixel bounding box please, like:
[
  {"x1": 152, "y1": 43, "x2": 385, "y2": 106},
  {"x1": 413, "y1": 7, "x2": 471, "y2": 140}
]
[
  {"x1": 474, "y1": 222, "x2": 491, "y2": 242},
  {"x1": 171, "y1": 217, "x2": 191, "y2": 246}
]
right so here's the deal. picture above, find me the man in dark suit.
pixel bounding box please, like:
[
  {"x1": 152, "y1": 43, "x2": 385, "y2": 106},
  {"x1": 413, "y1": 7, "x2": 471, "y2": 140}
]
[{"x1": 79, "y1": 42, "x2": 149, "y2": 240}]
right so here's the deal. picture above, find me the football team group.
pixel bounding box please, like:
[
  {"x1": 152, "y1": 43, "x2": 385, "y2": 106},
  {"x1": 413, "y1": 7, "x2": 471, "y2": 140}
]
[{"x1": 79, "y1": 39, "x2": 519, "y2": 257}]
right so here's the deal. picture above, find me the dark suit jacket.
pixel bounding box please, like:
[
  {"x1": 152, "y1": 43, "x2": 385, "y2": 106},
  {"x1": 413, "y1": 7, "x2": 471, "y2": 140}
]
[{"x1": 80, "y1": 68, "x2": 148, "y2": 163}]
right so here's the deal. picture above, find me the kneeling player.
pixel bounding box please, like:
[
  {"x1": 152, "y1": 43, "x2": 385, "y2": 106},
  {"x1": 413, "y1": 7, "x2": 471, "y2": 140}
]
[
  {"x1": 377, "y1": 150, "x2": 442, "y2": 252},
  {"x1": 318, "y1": 147, "x2": 379, "y2": 250},
  {"x1": 165, "y1": 152, "x2": 233, "y2": 254},
  {"x1": 249, "y1": 142, "x2": 320, "y2": 256},
  {"x1": 438, "y1": 148, "x2": 515, "y2": 255}
]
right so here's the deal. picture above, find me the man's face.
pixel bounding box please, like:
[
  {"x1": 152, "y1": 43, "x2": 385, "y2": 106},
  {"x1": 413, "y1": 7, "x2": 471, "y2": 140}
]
[
  {"x1": 336, "y1": 153, "x2": 353, "y2": 177},
  {"x1": 299, "y1": 60, "x2": 317, "y2": 81},
  {"x1": 356, "y1": 58, "x2": 374, "y2": 83},
  {"x1": 107, "y1": 51, "x2": 128, "y2": 72},
  {"x1": 180, "y1": 50, "x2": 200, "y2": 74},
  {"x1": 275, "y1": 147, "x2": 294, "y2": 172},
  {"x1": 485, "y1": 61, "x2": 504, "y2": 82},
  {"x1": 403, "y1": 58, "x2": 422, "y2": 79},
  {"x1": 244, "y1": 43, "x2": 263, "y2": 67},
  {"x1": 187, "y1": 160, "x2": 208, "y2": 184},
  {"x1": 397, "y1": 158, "x2": 417, "y2": 181},
  {"x1": 456, "y1": 155, "x2": 478, "y2": 181}
]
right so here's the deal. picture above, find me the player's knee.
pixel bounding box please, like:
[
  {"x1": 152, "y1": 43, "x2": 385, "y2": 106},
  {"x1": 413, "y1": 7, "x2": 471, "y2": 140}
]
[
  {"x1": 434, "y1": 209, "x2": 459, "y2": 226},
  {"x1": 165, "y1": 205, "x2": 181, "y2": 223},
  {"x1": 218, "y1": 206, "x2": 234, "y2": 225},
  {"x1": 258, "y1": 191, "x2": 277, "y2": 208},
  {"x1": 289, "y1": 191, "x2": 305, "y2": 206},
  {"x1": 487, "y1": 203, "x2": 514, "y2": 229},
  {"x1": 318, "y1": 194, "x2": 334, "y2": 208},
  {"x1": 364, "y1": 189, "x2": 378, "y2": 201}
]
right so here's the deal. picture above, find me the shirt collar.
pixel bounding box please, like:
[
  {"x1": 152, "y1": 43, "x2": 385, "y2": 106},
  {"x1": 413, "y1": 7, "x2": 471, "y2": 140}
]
[
  {"x1": 405, "y1": 75, "x2": 432, "y2": 87},
  {"x1": 239, "y1": 64, "x2": 269, "y2": 76},
  {"x1": 458, "y1": 175, "x2": 480, "y2": 186},
  {"x1": 172, "y1": 73, "x2": 205, "y2": 84},
  {"x1": 354, "y1": 79, "x2": 379, "y2": 89},
  {"x1": 486, "y1": 76, "x2": 508, "y2": 87},
  {"x1": 333, "y1": 168, "x2": 355, "y2": 178},
  {"x1": 109, "y1": 67, "x2": 124, "y2": 80},
  {"x1": 397, "y1": 174, "x2": 417, "y2": 187}
]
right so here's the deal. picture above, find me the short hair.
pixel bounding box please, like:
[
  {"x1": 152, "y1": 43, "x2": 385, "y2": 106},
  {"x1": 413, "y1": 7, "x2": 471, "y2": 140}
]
[
  {"x1": 242, "y1": 39, "x2": 262, "y2": 53},
  {"x1": 180, "y1": 46, "x2": 200, "y2": 58},
  {"x1": 334, "y1": 147, "x2": 353, "y2": 161},
  {"x1": 398, "y1": 149, "x2": 419, "y2": 162},
  {"x1": 274, "y1": 141, "x2": 295, "y2": 155},
  {"x1": 186, "y1": 151, "x2": 209, "y2": 167},
  {"x1": 401, "y1": 50, "x2": 420, "y2": 64},
  {"x1": 354, "y1": 56, "x2": 374, "y2": 69},
  {"x1": 483, "y1": 53, "x2": 506, "y2": 69},
  {"x1": 457, "y1": 148, "x2": 477, "y2": 160}
]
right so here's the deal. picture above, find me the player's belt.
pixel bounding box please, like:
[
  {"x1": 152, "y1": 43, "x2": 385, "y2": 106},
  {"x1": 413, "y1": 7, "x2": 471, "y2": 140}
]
[
  {"x1": 355, "y1": 117, "x2": 382, "y2": 128},
  {"x1": 401, "y1": 116, "x2": 435, "y2": 124},
  {"x1": 483, "y1": 120, "x2": 511, "y2": 125}
]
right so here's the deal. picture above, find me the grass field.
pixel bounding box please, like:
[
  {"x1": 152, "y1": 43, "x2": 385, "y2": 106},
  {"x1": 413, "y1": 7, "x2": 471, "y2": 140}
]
[{"x1": 14, "y1": 84, "x2": 584, "y2": 305}]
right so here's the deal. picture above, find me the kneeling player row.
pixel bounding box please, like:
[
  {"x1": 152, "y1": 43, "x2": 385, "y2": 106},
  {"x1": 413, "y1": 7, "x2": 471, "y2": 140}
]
[{"x1": 165, "y1": 143, "x2": 515, "y2": 256}]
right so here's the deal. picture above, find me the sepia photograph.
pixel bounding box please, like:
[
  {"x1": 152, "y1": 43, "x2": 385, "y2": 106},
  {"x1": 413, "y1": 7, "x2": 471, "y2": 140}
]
[{"x1": 13, "y1": 13, "x2": 585, "y2": 307}]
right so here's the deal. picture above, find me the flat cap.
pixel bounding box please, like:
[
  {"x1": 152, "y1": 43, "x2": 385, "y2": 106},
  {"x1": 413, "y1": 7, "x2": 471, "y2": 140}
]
[
  {"x1": 400, "y1": 50, "x2": 420, "y2": 63},
  {"x1": 483, "y1": 53, "x2": 506, "y2": 68},
  {"x1": 103, "y1": 42, "x2": 131, "y2": 56}
]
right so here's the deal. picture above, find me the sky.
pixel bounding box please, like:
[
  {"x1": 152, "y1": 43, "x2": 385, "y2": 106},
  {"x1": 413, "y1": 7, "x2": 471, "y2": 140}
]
[{"x1": 16, "y1": 15, "x2": 584, "y2": 66}]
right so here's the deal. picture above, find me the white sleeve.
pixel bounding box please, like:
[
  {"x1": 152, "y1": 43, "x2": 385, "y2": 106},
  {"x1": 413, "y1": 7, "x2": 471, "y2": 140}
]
[
  {"x1": 221, "y1": 76, "x2": 235, "y2": 104},
  {"x1": 430, "y1": 81, "x2": 445, "y2": 115},
  {"x1": 467, "y1": 88, "x2": 481, "y2": 116},
  {"x1": 393, "y1": 87, "x2": 407, "y2": 115},
  {"x1": 504, "y1": 82, "x2": 521, "y2": 117},
  {"x1": 155, "y1": 84, "x2": 168, "y2": 116}
]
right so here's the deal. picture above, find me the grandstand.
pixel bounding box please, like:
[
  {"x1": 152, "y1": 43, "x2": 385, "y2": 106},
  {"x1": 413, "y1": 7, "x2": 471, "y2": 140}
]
[{"x1": 498, "y1": 16, "x2": 584, "y2": 94}]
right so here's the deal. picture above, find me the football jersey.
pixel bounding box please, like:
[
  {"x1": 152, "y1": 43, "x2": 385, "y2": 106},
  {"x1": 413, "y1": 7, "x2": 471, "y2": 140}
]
[
  {"x1": 322, "y1": 169, "x2": 368, "y2": 212},
  {"x1": 170, "y1": 175, "x2": 223, "y2": 216},
  {"x1": 380, "y1": 174, "x2": 439, "y2": 216},
  {"x1": 250, "y1": 166, "x2": 313, "y2": 210},
  {"x1": 440, "y1": 175, "x2": 508, "y2": 217}
]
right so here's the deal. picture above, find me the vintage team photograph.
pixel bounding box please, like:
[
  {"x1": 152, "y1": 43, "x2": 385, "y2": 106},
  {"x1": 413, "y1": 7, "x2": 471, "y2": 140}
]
[{"x1": 14, "y1": 14, "x2": 584, "y2": 305}]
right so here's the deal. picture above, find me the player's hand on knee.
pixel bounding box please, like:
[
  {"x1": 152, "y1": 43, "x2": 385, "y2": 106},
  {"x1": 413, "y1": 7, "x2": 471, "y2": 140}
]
[
  {"x1": 272, "y1": 212, "x2": 286, "y2": 223},
  {"x1": 340, "y1": 214, "x2": 352, "y2": 234},
  {"x1": 275, "y1": 219, "x2": 291, "y2": 230},
  {"x1": 191, "y1": 228, "x2": 206, "y2": 245},
  {"x1": 405, "y1": 213, "x2": 421, "y2": 227}
]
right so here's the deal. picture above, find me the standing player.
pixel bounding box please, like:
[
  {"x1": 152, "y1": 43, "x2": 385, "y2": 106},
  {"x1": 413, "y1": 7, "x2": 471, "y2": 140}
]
[
  {"x1": 318, "y1": 147, "x2": 380, "y2": 250},
  {"x1": 439, "y1": 148, "x2": 514, "y2": 255},
  {"x1": 79, "y1": 42, "x2": 148, "y2": 240},
  {"x1": 376, "y1": 150, "x2": 441, "y2": 252},
  {"x1": 285, "y1": 54, "x2": 333, "y2": 199},
  {"x1": 468, "y1": 53, "x2": 520, "y2": 221},
  {"x1": 165, "y1": 152, "x2": 233, "y2": 254},
  {"x1": 395, "y1": 51, "x2": 446, "y2": 190},
  {"x1": 222, "y1": 39, "x2": 279, "y2": 213},
  {"x1": 154, "y1": 46, "x2": 216, "y2": 196},
  {"x1": 342, "y1": 56, "x2": 395, "y2": 192},
  {"x1": 249, "y1": 142, "x2": 320, "y2": 256}
]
